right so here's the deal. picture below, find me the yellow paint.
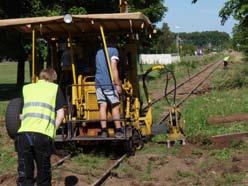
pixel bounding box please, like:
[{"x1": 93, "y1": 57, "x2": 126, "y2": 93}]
[
  {"x1": 32, "y1": 29, "x2": 36, "y2": 83},
  {"x1": 100, "y1": 26, "x2": 114, "y2": 82},
  {"x1": 68, "y1": 33, "x2": 77, "y2": 85},
  {"x1": 167, "y1": 106, "x2": 185, "y2": 142}
]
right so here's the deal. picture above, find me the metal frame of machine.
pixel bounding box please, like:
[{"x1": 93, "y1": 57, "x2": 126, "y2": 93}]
[{"x1": 1, "y1": 12, "x2": 164, "y2": 152}]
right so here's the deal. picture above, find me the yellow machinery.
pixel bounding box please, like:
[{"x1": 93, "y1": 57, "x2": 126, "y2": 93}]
[
  {"x1": 2, "y1": 8, "x2": 187, "y2": 153},
  {"x1": 162, "y1": 68, "x2": 186, "y2": 148},
  {"x1": 166, "y1": 106, "x2": 186, "y2": 148},
  {"x1": 0, "y1": 10, "x2": 164, "y2": 153}
]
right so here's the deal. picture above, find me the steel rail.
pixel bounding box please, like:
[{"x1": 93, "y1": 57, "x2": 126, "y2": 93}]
[
  {"x1": 51, "y1": 60, "x2": 222, "y2": 185},
  {"x1": 156, "y1": 60, "x2": 222, "y2": 125},
  {"x1": 52, "y1": 153, "x2": 72, "y2": 169},
  {"x1": 143, "y1": 61, "x2": 219, "y2": 111},
  {"x1": 91, "y1": 154, "x2": 127, "y2": 186}
]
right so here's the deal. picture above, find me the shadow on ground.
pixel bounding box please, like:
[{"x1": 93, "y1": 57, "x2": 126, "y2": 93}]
[
  {"x1": 65, "y1": 175, "x2": 78, "y2": 186},
  {"x1": 0, "y1": 84, "x2": 22, "y2": 101}
]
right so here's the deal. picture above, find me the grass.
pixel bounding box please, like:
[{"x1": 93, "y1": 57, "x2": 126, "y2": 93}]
[
  {"x1": 139, "y1": 143, "x2": 168, "y2": 154},
  {"x1": 182, "y1": 88, "x2": 248, "y2": 138},
  {"x1": 176, "y1": 170, "x2": 197, "y2": 178},
  {"x1": 212, "y1": 62, "x2": 248, "y2": 90},
  {"x1": 141, "y1": 160, "x2": 153, "y2": 181},
  {"x1": 214, "y1": 173, "x2": 246, "y2": 186},
  {"x1": 0, "y1": 122, "x2": 17, "y2": 175},
  {"x1": 0, "y1": 62, "x2": 30, "y2": 116},
  {"x1": 0, "y1": 101, "x2": 8, "y2": 117},
  {"x1": 145, "y1": 52, "x2": 248, "y2": 185},
  {"x1": 0, "y1": 61, "x2": 31, "y2": 176},
  {"x1": 53, "y1": 153, "x2": 110, "y2": 184},
  {"x1": 0, "y1": 62, "x2": 30, "y2": 84},
  {"x1": 210, "y1": 148, "x2": 234, "y2": 160},
  {"x1": 0, "y1": 52, "x2": 248, "y2": 185},
  {"x1": 71, "y1": 153, "x2": 108, "y2": 171},
  {"x1": 140, "y1": 53, "x2": 224, "y2": 114},
  {"x1": 0, "y1": 146, "x2": 17, "y2": 175}
]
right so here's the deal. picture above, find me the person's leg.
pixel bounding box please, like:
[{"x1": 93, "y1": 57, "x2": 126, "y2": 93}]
[
  {"x1": 112, "y1": 104, "x2": 121, "y2": 129},
  {"x1": 34, "y1": 134, "x2": 52, "y2": 186},
  {"x1": 112, "y1": 104, "x2": 124, "y2": 138},
  {"x1": 99, "y1": 102, "x2": 108, "y2": 128},
  {"x1": 16, "y1": 134, "x2": 35, "y2": 186},
  {"x1": 103, "y1": 89, "x2": 124, "y2": 138},
  {"x1": 96, "y1": 87, "x2": 108, "y2": 136}
]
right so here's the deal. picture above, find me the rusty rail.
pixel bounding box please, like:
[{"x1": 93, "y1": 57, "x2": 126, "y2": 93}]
[
  {"x1": 52, "y1": 153, "x2": 72, "y2": 169},
  {"x1": 52, "y1": 60, "x2": 223, "y2": 185},
  {"x1": 156, "y1": 60, "x2": 222, "y2": 125},
  {"x1": 143, "y1": 61, "x2": 219, "y2": 111},
  {"x1": 91, "y1": 154, "x2": 127, "y2": 186}
]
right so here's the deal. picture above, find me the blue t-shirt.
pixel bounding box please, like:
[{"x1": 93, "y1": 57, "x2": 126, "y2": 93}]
[{"x1": 95, "y1": 47, "x2": 119, "y2": 89}]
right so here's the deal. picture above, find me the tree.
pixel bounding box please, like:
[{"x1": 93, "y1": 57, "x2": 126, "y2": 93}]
[
  {"x1": 0, "y1": 0, "x2": 167, "y2": 86},
  {"x1": 0, "y1": 0, "x2": 166, "y2": 22},
  {"x1": 218, "y1": 0, "x2": 248, "y2": 55},
  {"x1": 219, "y1": 0, "x2": 248, "y2": 27},
  {"x1": 192, "y1": 0, "x2": 248, "y2": 56},
  {"x1": 143, "y1": 23, "x2": 174, "y2": 54},
  {"x1": 178, "y1": 31, "x2": 231, "y2": 50},
  {"x1": 155, "y1": 23, "x2": 174, "y2": 53}
]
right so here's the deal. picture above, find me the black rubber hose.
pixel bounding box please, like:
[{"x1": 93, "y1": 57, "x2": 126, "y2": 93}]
[{"x1": 164, "y1": 69, "x2": 177, "y2": 105}]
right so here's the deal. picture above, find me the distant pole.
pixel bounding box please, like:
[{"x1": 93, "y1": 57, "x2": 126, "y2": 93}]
[
  {"x1": 175, "y1": 26, "x2": 181, "y2": 57},
  {"x1": 176, "y1": 33, "x2": 180, "y2": 56}
]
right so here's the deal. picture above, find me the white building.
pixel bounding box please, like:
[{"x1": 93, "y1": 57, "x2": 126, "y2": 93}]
[{"x1": 139, "y1": 54, "x2": 180, "y2": 64}]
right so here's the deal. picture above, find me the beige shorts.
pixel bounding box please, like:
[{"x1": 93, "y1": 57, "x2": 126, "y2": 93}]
[{"x1": 96, "y1": 87, "x2": 119, "y2": 105}]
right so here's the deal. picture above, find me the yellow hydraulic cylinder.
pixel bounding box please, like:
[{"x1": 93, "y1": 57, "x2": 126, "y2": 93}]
[
  {"x1": 167, "y1": 107, "x2": 186, "y2": 148},
  {"x1": 68, "y1": 33, "x2": 77, "y2": 85},
  {"x1": 77, "y1": 74, "x2": 83, "y2": 97},
  {"x1": 32, "y1": 29, "x2": 36, "y2": 83},
  {"x1": 68, "y1": 33, "x2": 78, "y2": 106}
]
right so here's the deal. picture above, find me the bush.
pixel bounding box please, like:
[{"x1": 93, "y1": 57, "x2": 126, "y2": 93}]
[{"x1": 212, "y1": 63, "x2": 248, "y2": 89}]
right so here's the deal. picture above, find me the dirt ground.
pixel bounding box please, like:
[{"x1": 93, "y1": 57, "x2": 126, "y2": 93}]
[
  {"x1": 1, "y1": 56, "x2": 248, "y2": 185},
  {"x1": 1, "y1": 142, "x2": 247, "y2": 186},
  {"x1": 208, "y1": 113, "x2": 248, "y2": 125},
  {"x1": 105, "y1": 143, "x2": 248, "y2": 186}
]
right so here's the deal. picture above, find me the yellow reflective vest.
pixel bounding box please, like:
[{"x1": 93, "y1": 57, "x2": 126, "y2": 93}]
[
  {"x1": 18, "y1": 80, "x2": 58, "y2": 139},
  {"x1": 223, "y1": 56, "x2": 230, "y2": 61}
]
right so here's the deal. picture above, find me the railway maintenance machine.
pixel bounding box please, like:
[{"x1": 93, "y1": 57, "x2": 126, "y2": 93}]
[{"x1": 2, "y1": 11, "x2": 170, "y2": 154}]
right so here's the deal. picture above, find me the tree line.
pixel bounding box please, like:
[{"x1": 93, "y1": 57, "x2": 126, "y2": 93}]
[
  {"x1": 145, "y1": 23, "x2": 231, "y2": 56},
  {"x1": 0, "y1": 0, "x2": 244, "y2": 86},
  {"x1": 193, "y1": 0, "x2": 248, "y2": 56},
  {"x1": 0, "y1": 0, "x2": 166, "y2": 86}
]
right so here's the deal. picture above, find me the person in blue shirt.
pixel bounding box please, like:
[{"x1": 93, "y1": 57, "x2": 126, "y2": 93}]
[{"x1": 95, "y1": 44, "x2": 123, "y2": 138}]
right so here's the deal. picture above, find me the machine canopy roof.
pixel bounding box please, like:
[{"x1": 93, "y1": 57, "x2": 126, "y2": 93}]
[{"x1": 0, "y1": 12, "x2": 153, "y2": 37}]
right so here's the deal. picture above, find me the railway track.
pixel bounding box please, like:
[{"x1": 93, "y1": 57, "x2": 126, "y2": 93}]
[
  {"x1": 52, "y1": 153, "x2": 72, "y2": 169},
  {"x1": 143, "y1": 60, "x2": 222, "y2": 111},
  {"x1": 52, "y1": 60, "x2": 223, "y2": 185},
  {"x1": 85, "y1": 60, "x2": 223, "y2": 185},
  {"x1": 157, "y1": 60, "x2": 222, "y2": 125},
  {"x1": 91, "y1": 154, "x2": 127, "y2": 186}
]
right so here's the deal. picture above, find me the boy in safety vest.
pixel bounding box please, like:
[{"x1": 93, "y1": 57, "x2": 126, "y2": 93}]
[
  {"x1": 16, "y1": 68, "x2": 65, "y2": 186},
  {"x1": 223, "y1": 56, "x2": 230, "y2": 69}
]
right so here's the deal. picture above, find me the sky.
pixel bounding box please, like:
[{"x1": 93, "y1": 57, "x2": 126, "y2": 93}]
[{"x1": 158, "y1": 0, "x2": 236, "y2": 35}]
